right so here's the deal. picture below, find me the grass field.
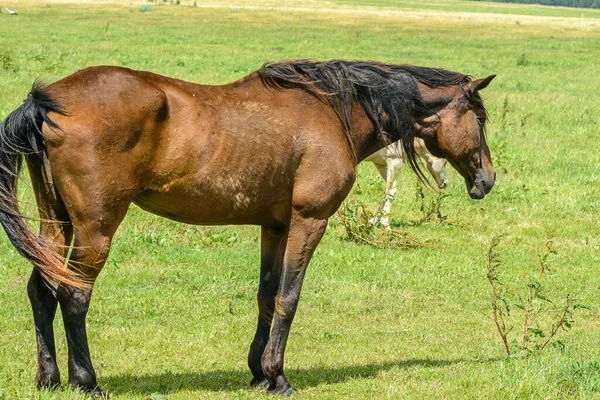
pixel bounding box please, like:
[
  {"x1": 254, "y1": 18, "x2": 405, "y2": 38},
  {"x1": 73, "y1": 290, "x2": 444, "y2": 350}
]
[{"x1": 0, "y1": 0, "x2": 599, "y2": 399}]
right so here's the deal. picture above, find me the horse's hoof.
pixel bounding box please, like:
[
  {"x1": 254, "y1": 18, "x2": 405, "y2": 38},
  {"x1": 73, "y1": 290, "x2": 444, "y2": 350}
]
[
  {"x1": 74, "y1": 384, "x2": 108, "y2": 399},
  {"x1": 88, "y1": 387, "x2": 109, "y2": 399},
  {"x1": 35, "y1": 376, "x2": 60, "y2": 390},
  {"x1": 250, "y1": 376, "x2": 270, "y2": 389},
  {"x1": 35, "y1": 367, "x2": 61, "y2": 390},
  {"x1": 267, "y1": 382, "x2": 294, "y2": 396}
]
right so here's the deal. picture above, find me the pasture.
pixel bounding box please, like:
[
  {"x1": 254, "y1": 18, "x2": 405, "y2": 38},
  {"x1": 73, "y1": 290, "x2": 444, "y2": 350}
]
[{"x1": 0, "y1": 0, "x2": 599, "y2": 398}]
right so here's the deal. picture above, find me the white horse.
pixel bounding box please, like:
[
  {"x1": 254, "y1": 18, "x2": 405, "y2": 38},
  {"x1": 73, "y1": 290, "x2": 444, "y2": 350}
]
[{"x1": 365, "y1": 138, "x2": 448, "y2": 228}]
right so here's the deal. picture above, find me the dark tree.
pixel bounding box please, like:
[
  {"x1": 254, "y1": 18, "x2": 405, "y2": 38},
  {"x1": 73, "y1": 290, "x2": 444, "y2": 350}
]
[{"x1": 472, "y1": 0, "x2": 599, "y2": 9}]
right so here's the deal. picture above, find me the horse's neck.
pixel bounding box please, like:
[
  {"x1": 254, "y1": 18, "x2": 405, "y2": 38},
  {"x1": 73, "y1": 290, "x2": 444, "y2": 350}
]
[
  {"x1": 354, "y1": 84, "x2": 460, "y2": 164},
  {"x1": 417, "y1": 83, "x2": 457, "y2": 113},
  {"x1": 349, "y1": 102, "x2": 386, "y2": 164}
]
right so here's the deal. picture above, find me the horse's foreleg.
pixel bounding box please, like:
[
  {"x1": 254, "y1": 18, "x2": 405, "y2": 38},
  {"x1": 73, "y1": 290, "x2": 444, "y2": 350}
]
[
  {"x1": 424, "y1": 156, "x2": 448, "y2": 189},
  {"x1": 381, "y1": 161, "x2": 400, "y2": 229},
  {"x1": 248, "y1": 225, "x2": 288, "y2": 387},
  {"x1": 370, "y1": 164, "x2": 388, "y2": 226},
  {"x1": 415, "y1": 139, "x2": 448, "y2": 189},
  {"x1": 261, "y1": 215, "x2": 328, "y2": 395},
  {"x1": 372, "y1": 162, "x2": 399, "y2": 229}
]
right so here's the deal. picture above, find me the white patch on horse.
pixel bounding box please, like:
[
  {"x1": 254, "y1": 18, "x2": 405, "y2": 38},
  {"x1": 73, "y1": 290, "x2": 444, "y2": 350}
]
[
  {"x1": 212, "y1": 176, "x2": 252, "y2": 211},
  {"x1": 364, "y1": 138, "x2": 448, "y2": 229},
  {"x1": 240, "y1": 101, "x2": 269, "y2": 113},
  {"x1": 234, "y1": 192, "x2": 252, "y2": 211}
]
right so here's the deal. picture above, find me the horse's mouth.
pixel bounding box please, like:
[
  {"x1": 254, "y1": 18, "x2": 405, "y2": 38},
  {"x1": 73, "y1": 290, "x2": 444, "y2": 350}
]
[
  {"x1": 465, "y1": 171, "x2": 495, "y2": 200},
  {"x1": 466, "y1": 179, "x2": 486, "y2": 199}
]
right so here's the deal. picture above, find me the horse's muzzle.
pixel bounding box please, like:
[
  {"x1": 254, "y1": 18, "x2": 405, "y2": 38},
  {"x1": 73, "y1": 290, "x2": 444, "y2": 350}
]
[{"x1": 466, "y1": 170, "x2": 495, "y2": 199}]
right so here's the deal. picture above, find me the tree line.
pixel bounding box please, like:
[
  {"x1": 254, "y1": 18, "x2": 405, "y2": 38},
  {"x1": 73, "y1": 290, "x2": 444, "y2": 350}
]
[{"x1": 476, "y1": 0, "x2": 600, "y2": 8}]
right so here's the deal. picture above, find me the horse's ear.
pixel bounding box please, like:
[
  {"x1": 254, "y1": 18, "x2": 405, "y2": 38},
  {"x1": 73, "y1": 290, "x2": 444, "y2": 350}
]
[{"x1": 467, "y1": 74, "x2": 496, "y2": 94}]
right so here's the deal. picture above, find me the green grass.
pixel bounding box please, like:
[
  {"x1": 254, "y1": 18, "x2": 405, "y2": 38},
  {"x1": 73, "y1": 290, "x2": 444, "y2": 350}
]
[{"x1": 0, "y1": 1, "x2": 599, "y2": 399}]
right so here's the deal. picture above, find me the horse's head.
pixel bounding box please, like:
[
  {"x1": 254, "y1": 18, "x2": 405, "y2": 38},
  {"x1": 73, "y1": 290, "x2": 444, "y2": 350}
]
[{"x1": 415, "y1": 75, "x2": 496, "y2": 199}]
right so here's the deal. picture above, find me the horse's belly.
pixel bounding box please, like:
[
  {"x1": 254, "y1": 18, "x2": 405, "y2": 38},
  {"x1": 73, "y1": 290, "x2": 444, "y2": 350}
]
[{"x1": 133, "y1": 178, "x2": 285, "y2": 225}]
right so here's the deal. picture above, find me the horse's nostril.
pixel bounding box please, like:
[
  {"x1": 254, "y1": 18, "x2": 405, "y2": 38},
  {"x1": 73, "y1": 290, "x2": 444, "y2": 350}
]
[{"x1": 483, "y1": 173, "x2": 495, "y2": 194}]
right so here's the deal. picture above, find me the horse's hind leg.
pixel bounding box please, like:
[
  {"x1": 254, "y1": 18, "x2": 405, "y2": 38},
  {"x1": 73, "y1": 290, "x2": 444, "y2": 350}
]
[
  {"x1": 55, "y1": 201, "x2": 130, "y2": 396},
  {"x1": 28, "y1": 243, "x2": 71, "y2": 389},
  {"x1": 26, "y1": 156, "x2": 73, "y2": 388},
  {"x1": 248, "y1": 224, "x2": 288, "y2": 387},
  {"x1": 39, "y1": 160, "x2": 135, "y2": 395},
  {"x1": 55, "y1": 224, "x2": 122, "y2": 395},
  {"x1": 28, "y1": 268, "x2": 62, "y2": 388}
]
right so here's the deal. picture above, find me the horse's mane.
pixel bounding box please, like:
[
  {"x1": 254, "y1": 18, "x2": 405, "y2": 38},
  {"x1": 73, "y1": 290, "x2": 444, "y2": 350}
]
[{"x1": 258, "y1": 59, "x2": 472, "y2": 177}]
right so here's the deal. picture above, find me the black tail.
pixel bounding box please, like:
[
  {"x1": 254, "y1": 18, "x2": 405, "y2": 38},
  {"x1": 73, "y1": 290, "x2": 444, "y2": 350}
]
[{"x1": 0, "y1": 82, "x2": 88, "y2": 289}]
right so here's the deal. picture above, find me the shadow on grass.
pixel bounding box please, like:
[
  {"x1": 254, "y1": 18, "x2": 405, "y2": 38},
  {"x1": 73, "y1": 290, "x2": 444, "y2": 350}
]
[{"x1": 101, "y1": 357, "x2": 501, "y2": 395}]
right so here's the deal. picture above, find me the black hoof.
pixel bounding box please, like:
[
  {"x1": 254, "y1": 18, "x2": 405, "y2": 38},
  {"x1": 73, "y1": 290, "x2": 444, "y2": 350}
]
[
  {"x1": 250, "y1": 376, "x2": 270, "y2": 389},
  {"x1": 71, "y1": 383, "x2": 108, "y2": 399},
  {"x1": 35, "y1": 363, "x2": 60, "y2": 390},
  {"x1": 36, "y1": 378, "x2": 61, "y2": 390},
  {"x1": 267, "y1": 382, "x2": 294, "y2": 396},
  {"x1": 86, "y1": 386, "x2": 109, "y2": 399}
]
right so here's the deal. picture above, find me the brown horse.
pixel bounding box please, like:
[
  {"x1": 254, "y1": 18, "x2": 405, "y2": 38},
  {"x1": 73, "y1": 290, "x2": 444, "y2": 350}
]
[{"x1": 0, "y1": 60, "x2": 495, "y2": 396}]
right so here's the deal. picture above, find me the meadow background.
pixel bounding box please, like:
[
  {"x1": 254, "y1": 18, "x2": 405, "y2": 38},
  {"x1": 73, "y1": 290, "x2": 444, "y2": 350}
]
[{"x1": 0, "y1": 0, "x2": 599, "y2": 398}]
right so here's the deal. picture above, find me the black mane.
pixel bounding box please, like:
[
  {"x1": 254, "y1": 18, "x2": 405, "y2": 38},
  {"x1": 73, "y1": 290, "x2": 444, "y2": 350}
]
[{"x1": 258, "y1": 59, "x2": 472, "y2": 175}]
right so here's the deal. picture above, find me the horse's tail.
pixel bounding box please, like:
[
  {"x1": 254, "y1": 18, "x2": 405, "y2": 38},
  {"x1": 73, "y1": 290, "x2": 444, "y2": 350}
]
[{"x1": 0, "y1": 82, "x2": 88, "y2": 289}]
